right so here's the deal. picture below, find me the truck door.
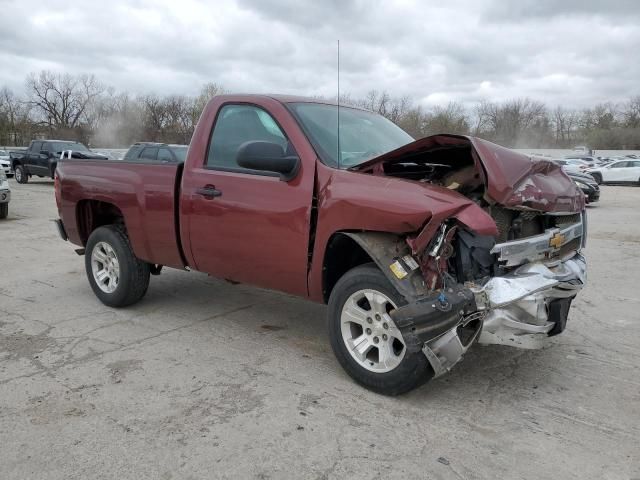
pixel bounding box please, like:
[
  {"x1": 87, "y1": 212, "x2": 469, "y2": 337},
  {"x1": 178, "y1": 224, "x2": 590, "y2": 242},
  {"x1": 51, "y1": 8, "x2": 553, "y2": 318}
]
[
  {"x1": 181, "y1": 103, "x2": 314, "y2": 297},
  {"x1": 26, "y1": 141, "x2": 45, "y2": 175}
]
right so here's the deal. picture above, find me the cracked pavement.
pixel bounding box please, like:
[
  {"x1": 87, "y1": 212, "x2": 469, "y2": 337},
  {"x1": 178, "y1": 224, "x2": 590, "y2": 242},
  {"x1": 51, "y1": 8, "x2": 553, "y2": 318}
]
[{"x1": 1, "y1": 179, "x2": 639, "y2": 479}]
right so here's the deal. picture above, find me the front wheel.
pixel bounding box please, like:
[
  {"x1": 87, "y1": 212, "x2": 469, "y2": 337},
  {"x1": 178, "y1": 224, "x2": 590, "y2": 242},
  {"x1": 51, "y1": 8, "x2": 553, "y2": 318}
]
[
  {"x1": 0, "y1": 203, "x2": 7, "y2": 219},
  {"x1": 14, "y1": 164, "x2": 28, "y2": 184},
  {"x1": 85, "y1": 225, "x2": 150, "y2": 307},
  {"x1": 327, "y1": 264, "x2": 433, "y2": 395}
]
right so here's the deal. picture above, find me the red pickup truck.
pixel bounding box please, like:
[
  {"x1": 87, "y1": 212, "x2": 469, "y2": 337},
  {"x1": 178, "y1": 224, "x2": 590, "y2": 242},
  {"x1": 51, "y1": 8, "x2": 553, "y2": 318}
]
[{"x1": 55, "y1": 94, "x2": 587, "y2": 395}]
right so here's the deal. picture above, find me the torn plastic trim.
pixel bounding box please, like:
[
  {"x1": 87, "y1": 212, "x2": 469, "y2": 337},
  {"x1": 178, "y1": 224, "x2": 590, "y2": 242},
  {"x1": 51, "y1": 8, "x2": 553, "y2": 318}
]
[
  {"x1": 389, "y1": 280, "x2": 477, "y2": 353},
  {"x1": 471, "y1": 253, "x2": 586, "y2": 349},
  {"x1": 421, "y1": 314, "x2": 483, "y2": 378}
]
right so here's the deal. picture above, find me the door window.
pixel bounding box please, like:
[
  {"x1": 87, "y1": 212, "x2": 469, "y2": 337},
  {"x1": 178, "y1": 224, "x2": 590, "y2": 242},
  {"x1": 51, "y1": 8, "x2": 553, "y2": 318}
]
[
  {"x1": 157, "y1": 148, "x2": 174, "y2": 162},
  {"x1": 140, "y1": 147, "x2": 159, "y2": 161},
  {"x1": 31, "y1": 142, "x2": 42, "y2": 153},
  {"x1": 610, "y1": 161, "x2": 628, "y2": 168},
  {"x1": 206, "y1": 104, "x2": 288, "y2": 170}
]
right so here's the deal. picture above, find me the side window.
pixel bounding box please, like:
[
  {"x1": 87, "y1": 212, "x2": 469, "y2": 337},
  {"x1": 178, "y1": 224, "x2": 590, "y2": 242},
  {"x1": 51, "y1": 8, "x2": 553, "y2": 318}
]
[
  {"x1": 157, "y1": 148, "x2": 174, "y2": 162},
  {"x1": 611, "y1": 161, "x2": 628, "y2": 168},
  {"x1": 206, "y1": 104, "x2": 289, "y2": 169},
  {"x1": 631, "y1": 161, "x2": 640, "y2": 168},
  {"x1": 140, "y1": 147, "x2": 158, "y2": 161},
  {"x1": 31, "y1": 142, "x2": 42, "y2": 153},
  {"x1": 124, "y1": 146, "x2": 140, "y2": 160}
]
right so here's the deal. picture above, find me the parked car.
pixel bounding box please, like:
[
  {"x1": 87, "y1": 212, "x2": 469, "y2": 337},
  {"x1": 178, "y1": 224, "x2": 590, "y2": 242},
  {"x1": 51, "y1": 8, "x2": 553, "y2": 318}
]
[
  {"x1": 564, "y1": 155, "x2": 601, "y2": 167},
  {"x1": 54, "y1": 94, "x2": 587, "y2": 395},
  {"x1": 0, "y1": 149, "x2": 11, "y2": 177},
  {"x1": 553, "y1": 158, "x2": 591, "y2": 174},
  {"x1": 567, "y1": 171, "x2": 600, "y2": 203},
  {"x1": 10, "y1": 140, "x2": 108, "y2": 184},
  {"x1": 587, "y1": 159, "x2": 640, "y2": 185},
  {"x1": 0, "y1": 168, "x2": 10, "y2": 219},
  {"x1": 123, "y1": 142, "x2": 189, "y2": 163}
]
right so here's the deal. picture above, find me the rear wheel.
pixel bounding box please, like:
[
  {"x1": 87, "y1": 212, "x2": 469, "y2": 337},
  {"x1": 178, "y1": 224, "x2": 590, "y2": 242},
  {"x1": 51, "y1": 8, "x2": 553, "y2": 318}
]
[
  {"x1": 328, "y1": 264, "x2": 433, "y2": 395},
  {"x1": 14, "y1": 164, "x2": 28, "y2": 184},
  {"x1": 85, "y1": 225, "x2": 150, "y2": 307},
  {"x1": 0, "y1": 203, "x2": 7, "y2": 219}
]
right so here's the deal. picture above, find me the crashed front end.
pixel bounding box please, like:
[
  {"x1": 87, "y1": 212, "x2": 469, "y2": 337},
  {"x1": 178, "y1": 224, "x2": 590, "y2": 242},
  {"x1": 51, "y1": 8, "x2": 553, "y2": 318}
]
[{"x1": 354, "y1": 135, "x2": 588, "y2": 378}]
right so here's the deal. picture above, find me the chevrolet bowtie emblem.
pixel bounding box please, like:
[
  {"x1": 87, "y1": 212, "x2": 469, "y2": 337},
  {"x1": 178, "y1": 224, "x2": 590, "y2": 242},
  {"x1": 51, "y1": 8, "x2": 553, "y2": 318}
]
[{"x1": 549, "y1": 232, "x2": 565, "y2": 249}]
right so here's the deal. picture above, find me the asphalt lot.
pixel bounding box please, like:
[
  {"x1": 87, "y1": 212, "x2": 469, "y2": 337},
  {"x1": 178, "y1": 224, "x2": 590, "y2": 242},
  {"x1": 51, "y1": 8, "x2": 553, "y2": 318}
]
[{"x1": 1, "y1": 178, "x2": 639, "y2": 480}]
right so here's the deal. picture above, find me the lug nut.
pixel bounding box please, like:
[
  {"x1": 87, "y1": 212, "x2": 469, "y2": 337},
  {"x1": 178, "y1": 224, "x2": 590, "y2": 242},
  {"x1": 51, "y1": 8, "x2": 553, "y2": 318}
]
[
  {"x1": 373, "y1": 337, "x2": 379, "y2": 344},
  {"x1": 366, "y1": 328, "x2": 372, "y2": 335},
  {"x1": 375, "y1": 314, "x2": 381, "y2": 321},
  {"x1": 383, "y1": 323, "x2": 388, "y2": 329},
  {"x1": 382, "y1": 334, "x2": 388, "y2": 341},
  {"x1": 366, "y1": 317, "x2": 372, "y2": 324}
]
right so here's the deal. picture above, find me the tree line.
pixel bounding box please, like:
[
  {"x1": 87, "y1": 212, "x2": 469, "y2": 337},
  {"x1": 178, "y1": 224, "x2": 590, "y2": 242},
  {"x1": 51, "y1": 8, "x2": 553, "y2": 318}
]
[{"x1": 1, "y1": 70, "x2": 640, "y2": 149}]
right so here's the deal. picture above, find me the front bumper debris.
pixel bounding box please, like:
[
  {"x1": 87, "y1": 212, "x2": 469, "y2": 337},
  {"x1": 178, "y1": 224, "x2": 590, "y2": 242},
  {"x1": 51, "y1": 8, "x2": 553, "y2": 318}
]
[
  {"x1": 471, "y1": 253, "x2": 586, "y2": 349},
  {"x1": 390, "y1": 280, "x2": 483, "y2": 378},
  {"x1": 390, "y1": 253, "x2": 586, "y2": 377}
]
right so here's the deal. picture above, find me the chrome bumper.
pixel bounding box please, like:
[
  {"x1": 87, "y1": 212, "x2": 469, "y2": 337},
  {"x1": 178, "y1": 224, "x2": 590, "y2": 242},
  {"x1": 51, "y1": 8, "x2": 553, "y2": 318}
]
[{"x1": 472, "y1": 253, "x2": 586, "y2": 349}]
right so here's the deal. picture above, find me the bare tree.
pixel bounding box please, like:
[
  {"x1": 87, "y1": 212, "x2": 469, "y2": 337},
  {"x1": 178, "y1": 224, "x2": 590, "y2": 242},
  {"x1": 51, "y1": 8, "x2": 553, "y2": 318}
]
[
  {"x1": 621, "y1": 96, "x2": 640, "y2": 128},
  {"x1": 26, "y1": 71, "x2": 105, "y2": 133}
]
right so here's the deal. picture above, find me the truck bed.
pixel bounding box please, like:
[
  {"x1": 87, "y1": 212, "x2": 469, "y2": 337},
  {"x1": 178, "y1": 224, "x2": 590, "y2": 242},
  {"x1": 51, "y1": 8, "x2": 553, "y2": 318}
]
[{"x1": 57, "y1": 159, "x2": 185, "y2": 269}]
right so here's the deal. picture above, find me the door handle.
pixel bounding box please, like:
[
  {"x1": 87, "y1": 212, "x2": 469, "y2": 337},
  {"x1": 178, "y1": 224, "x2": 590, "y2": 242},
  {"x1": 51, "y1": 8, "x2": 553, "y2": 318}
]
[{"x1": 196, "y1": 186, "x2": 222, "y2": 198}]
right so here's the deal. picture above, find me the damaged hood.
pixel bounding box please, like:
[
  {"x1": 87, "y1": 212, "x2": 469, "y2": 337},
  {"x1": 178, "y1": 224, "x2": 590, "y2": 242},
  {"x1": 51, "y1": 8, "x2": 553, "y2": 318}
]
[{"x1": 352, "y1": 134, "x2": 585, "y2": 213}]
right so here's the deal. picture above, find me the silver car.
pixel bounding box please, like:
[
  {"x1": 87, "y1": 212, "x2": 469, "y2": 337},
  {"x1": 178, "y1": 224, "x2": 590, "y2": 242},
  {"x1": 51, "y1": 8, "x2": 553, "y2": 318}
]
[
  {"x1": 0, "y1": 149, "x2": 11, "y2": 177},
  {"x1": 0, "y1": 168, "x2": 10, "y2": 219}
]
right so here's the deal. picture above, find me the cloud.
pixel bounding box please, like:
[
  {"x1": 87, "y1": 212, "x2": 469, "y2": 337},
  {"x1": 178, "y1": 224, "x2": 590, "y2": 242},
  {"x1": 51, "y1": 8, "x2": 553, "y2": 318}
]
[{"x1": 0, "y1": 0, "x2": 638, "y2": 108}]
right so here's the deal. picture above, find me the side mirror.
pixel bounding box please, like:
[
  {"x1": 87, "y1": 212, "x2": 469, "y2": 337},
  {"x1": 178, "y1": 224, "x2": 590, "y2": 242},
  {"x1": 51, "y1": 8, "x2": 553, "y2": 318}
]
[
  {"x1": 236, "y1": 141, "x2": 300, "y2": 181},
  {"x1": 40, "y1": 150, "x2": 49, "y2": 156}
]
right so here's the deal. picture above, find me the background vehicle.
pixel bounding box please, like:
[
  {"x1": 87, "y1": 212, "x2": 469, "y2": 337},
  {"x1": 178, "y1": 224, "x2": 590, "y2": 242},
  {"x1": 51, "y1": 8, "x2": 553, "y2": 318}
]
[
  {"x1": 0, "y1": 169, "x2": 10, "y2": 219},
  {"x1": 0, "y1": 150, "x2": 11, "y2": 177},
  {"x1": 123, "y1": 142, "x2": 189, "y2": 162},
  {"x1": 554, "y1": 158, "x2": 591, "y2": 173},
  {"x1": 55, "y1": 94, "x2": 587, "y2": 395},
  {"x1": 587, "y1": 160, "x2": 640, "y2": 185},
  {"x1": 567, "y1": 171, "x2": 600, "y2": 203},
  {"x1": 10, "y1": 140, "x2": 108, "y2": 184}
]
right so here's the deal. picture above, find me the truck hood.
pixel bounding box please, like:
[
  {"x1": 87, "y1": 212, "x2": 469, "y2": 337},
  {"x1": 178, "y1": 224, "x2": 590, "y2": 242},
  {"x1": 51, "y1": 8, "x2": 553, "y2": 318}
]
[{"x1": 352, "y1": 134, "x2": 585, "y2": 213}]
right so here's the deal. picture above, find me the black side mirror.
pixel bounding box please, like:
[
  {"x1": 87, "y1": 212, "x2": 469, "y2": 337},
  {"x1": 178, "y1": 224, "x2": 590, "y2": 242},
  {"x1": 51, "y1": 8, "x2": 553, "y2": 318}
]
[
  {"x1": 236, "y1": 141, "x2": 300, "y2": 181},
  {"x1": 40, "y1": 150, "x2": 49, "y2": 156}
]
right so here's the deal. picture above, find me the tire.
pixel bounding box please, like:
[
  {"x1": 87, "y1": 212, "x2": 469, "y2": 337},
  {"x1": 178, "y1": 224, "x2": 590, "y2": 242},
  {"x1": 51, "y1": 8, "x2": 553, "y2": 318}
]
[
  {"x1": 14, "y1": 164, "x2": 28, "y2": 184},
  {"x1": 0, "y1": 203, "x2": 7, "y2": 219},
  {"x1": 327, "y1": 264, "x2": 433, "y2": 395},
  {"x1": 590, "y1": 172, "x2": 602, "y2": 185},
  {"x1": 85, "y1": 225, "x2": 150, "y2": 307}
]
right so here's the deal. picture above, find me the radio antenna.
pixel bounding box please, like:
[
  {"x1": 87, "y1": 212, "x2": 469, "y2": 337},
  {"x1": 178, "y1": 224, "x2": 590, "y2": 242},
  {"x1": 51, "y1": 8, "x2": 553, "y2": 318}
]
[{"x1": 337, "y1": 39, "x2": 341, "y2": 169}]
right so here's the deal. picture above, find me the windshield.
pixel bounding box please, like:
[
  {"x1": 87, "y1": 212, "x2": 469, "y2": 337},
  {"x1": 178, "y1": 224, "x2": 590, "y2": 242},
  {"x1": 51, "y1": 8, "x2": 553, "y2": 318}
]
[
  {"x1": 288, "y1": 103, "x2": 414, "y2": 168},
  {"x1": 0, "y1": 150, "x2": 7, "y2": 156},
  {"x1": 171, "y1": 146, "x2": 188, "y2": 162}
]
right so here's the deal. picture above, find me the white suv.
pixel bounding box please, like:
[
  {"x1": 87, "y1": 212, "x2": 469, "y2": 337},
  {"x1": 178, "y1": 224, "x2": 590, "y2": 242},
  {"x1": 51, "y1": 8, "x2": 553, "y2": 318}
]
[{"x1": 587, "y1": 160, "x2": 640, "y2": 185}]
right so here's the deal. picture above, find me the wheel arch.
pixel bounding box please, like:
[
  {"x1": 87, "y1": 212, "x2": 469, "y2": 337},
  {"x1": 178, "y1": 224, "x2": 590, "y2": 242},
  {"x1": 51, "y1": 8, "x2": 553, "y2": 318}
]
[
  {"x1": 76, "y1": 199, "x2": 126, "y2": 245},
  {"x1": 322, "y1": 231, "x2": 428, "y2": 303}
]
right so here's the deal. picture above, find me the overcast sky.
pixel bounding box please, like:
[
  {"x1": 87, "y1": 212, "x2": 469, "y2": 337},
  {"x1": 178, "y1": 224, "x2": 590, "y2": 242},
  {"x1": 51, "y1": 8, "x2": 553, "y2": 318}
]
[{"x1": 1, "y1": 0, "x2": 639, "y2": 108}]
